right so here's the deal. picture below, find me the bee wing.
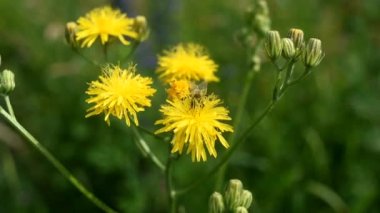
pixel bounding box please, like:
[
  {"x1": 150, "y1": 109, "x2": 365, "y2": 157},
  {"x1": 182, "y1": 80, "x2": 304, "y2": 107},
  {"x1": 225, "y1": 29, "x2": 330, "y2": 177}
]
[{"x1": 198, "y1": 81, "x2": 208, "y2": 96}]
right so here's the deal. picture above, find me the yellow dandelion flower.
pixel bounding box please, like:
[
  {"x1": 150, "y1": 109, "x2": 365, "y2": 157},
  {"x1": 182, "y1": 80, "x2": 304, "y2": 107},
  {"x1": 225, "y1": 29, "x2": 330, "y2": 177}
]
[
  {"x1": 155, "y1": 94, "x2": 233, "y2": 162},
  {"x1": 157, "y1": 43, "x2": 219, "y2": 83},
  {"x1": 75, "y1": 6, "x2": 137, "y2": 48},
  {"x1": 85, "y1": 65, "x2": 156, "y2": 126},
  {"x1": 167, "y1": 79, "x2": 191, "y2": 100}
]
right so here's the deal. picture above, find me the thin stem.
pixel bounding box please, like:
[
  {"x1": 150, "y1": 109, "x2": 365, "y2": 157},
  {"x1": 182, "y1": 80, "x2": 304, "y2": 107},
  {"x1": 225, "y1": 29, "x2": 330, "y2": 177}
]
[
  {"x1": 0, "y1": 107, "x2": 117, "y2": 213},
  {"x1": 177, "y1": 100, "x2": 276, "y2": 195},
  {"x1": 137, "y1": 125, "x2": 165, "y2": 141},
  {"x1": 4, "y1": 96, "x2": 15, "y2": 119},
  {"x1": 166, "y1": 154, "x2": 177, "y2": 213},
  {"x1": 122, "y1": 42, "x2": 140, "y2": 65},
  {"x1": 73, "y1": 48, "x2": 100, "y2": 67},
  {"x1": 103, "y1": 43, "x2": 109, "y2": 62},
  {"x1": 131, "y1": 124, "x2": 166, "y2": 172},
  {"x1": 214, "y1": 38, "x2": 263, "y2": 190}
]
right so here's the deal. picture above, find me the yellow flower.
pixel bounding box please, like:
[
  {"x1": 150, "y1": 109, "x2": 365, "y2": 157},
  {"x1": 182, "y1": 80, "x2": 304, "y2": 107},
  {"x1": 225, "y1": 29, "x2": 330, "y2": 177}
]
[
  {"x1": 157, "y1": 43, "x2": 219, "y2": 83},
  {"x1": 167, "y1": 79, "x2": 191, "y2": 100},
  {"x1": 85, "y1": 65, "x2": 156, "y2": 126},
  {"x1": 75, "y1": 6, "x2": 137, "y2": 48},
  {"x1": 155, "y1": 94, "x2": 233, "y2": 162}
]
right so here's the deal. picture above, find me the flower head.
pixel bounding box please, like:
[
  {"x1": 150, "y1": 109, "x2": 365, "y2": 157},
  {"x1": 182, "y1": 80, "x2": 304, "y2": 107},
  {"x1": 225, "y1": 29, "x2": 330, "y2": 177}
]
[
  {"x1": 85, "y1": 65, "x2": 156, "y2": 126},
  {"x1": 155, "y1": 93, "x2": 233, "y2": 162},
  {"x1": 75, "y1": 6, "x2": 137, "y2": 48},
  {"x1": 157, "y1": 43, "x2": 219, "y2": 83},
  {"x1": 166, "y1": 79, "x2": 191, "y2": 100}
]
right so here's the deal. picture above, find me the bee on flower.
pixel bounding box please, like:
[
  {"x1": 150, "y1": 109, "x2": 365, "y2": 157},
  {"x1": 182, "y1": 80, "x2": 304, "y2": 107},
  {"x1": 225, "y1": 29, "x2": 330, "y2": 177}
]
[{"x1": 155, "y1": 81, "x2": 233, "y2": 162}]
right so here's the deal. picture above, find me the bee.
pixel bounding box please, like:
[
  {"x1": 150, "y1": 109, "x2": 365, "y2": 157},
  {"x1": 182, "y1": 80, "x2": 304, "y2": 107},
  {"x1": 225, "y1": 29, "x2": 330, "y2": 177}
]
[{"x1": 189, "y1": 81, "x2": 208, "y2": 107}]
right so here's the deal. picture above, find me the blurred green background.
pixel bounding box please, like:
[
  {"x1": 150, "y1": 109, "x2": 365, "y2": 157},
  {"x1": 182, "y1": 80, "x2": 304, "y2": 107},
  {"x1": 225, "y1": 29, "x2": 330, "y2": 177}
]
[{"x1": 1, "y1": 0, "x2": 379, "y2": 212}]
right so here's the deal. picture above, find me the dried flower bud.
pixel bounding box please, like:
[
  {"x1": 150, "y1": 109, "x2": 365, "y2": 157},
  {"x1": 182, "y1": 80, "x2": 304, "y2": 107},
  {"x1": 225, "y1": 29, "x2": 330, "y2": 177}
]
[
  {"x1": 209, "y1": 192, "x2": 225, "y2": 213},
  {"x1": 265, "y1": 31, "x2": 282, "y2": 60},
  {"x1": 288, "y1": 28, "x2": 304, "y2": 50},
  {"x1": 239, "y1": 190, "x2": 253, "y2": 209},
  {"x1": 132, "y1": 16, "x2": 149, "y2": 42},
  {"x1": 65, "y1": 22, "x2": 79, "y2": 48},
  {"x1": 225, "y1": 179, "x2": 243, "y2": 211},
  {"x1": 235, "y1": 206, "x2": 248, "y2": 213},
  {"x1": 281, "y1": 38, "x2": 296, "y2": 59},
  {"x1": 0, "y1": 69, "x2": 15, "y2": 95},
  {"x1": 302, "y1": 38, "x2": 324, "y2": 67}
]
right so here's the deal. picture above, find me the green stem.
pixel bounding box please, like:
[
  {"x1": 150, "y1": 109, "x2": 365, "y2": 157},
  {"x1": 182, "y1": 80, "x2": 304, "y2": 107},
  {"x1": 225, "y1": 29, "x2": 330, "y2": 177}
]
[
  {"x1": 4, "y1": 96, "x2": 15, "y2": 119},
  {"x1": 137, "y1": 125, "x2": 165, "y2": 141},
  {"x1": 177, "y1": 100, "x2": 276, "y2": 195},
  {"x1": 166, "y1": 154, "x2": 177, "y2": 213},
  {"x1": 122, "y1": 42, "x2": 140, "y2": 65},
  {"x1": 73, "y1": 48, "x2": 100, "y2": 67},
  {"x1": 0, "y1": 106, "x2": 117, "y2": 213},
  {"x1": 131, "y1": 124, "x2": 166, "y2": 172},
  {"x1": 214, "y1": 38, "x2": 263, "y2": 190}
]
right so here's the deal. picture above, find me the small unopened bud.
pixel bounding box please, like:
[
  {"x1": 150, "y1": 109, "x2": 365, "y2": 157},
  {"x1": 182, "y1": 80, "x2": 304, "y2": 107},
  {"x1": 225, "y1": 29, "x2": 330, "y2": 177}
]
[
  {"x1": 288, "y1": 28, "x2": 304, "y2": 50},
  {"x1": 302, "y1": 38, "x2": 324, "y2": 67},
  {"x1": 239, "y1": 190, "x2": 253, "y2": 209},
  {"x1": 133, "y1": 16, "x2": 149, "y2": 42},
  {"x1": 254, "y1": 15, "x2": 271, "y2": 36},
  {"x1": 225, "y1": 179, "x2": 243, "y2": 211},
  {"x1": 281, "y1": 38, "x2": 296, "y2": 59},
  {"x1": 234, "y1": 206, "x2": 248, "y2": 213},
  {"x1": 251, "y1": 55, "x2": 261, "y2": 72},
  {"x1": 0, "y1": 69, "x2": 15, "y2": 95},
  {"x1": 256, "y1": 0, "x2": 269, "y2": 16},
  {"x1": 209, "y1": 192, "x2": 225, "y2": 213},
  {"x1": 265, "y1": 31, "x2": 282, "y2": 60},
  {"x1": 65, "y1": 22, "x2": 78, "y2": 48}
]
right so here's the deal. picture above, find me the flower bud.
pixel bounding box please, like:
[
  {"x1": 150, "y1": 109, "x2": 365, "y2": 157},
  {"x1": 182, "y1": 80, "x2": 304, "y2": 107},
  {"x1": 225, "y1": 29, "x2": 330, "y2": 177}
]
[
  {"x1": 302, "y1": 38, "x2": 324, "y2": 67},
  {"x1": 265, "y1": 31, "x2": 282, "y2": 60},
  {"x1": 225, "y1": 179, "x2": 243, "y2": 211},
  {"x1": 132, "y1": 16, "x2": 149, "y2": 42},
  {"x1": 209, "y1": 192, "x2": 225, "y2": 213},
  {"x1": 239, "y1": 190, "x2": 253, "y2": 209},
  {"x1": 253, "y1": 15, "x2": 270, "y2": 36},
  {"x1": 234, "y1": 206, "x2": 248, "y2": 213},
  {"x1": 288, "y1": 28, "x2": 304, "y2": 50},
  {"x1": 281, "y1": 38, "x2": 296, "y2": 59},
  {"x1": 65, "y1": 22, "x2": 79, "y2": 48},
  {"x1": 0, "y1": 69, "x2": 15, "y2": 95}
]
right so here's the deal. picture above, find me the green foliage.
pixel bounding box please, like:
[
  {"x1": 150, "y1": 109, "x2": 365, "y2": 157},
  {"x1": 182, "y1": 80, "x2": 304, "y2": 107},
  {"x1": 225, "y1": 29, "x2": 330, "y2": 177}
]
[{"x1": 1, "y1": 0, "x2": 380, "y2": 212}]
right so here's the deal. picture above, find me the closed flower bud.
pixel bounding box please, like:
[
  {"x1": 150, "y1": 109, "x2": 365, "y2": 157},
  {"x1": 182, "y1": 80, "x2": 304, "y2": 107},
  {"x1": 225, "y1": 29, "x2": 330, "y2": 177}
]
[
  {"x1": 225, "y1": 179, "x2": 243, "y2": 211},
  {"x1": 239, "y1": 190, "x2": 253, "y2": 209},
  {"x1": 234, "y1": 206, "x2": 248, "y2": 213},
  {"x1": 281, "y1": 38, "x2": 296, "y2": 59},
  {"x1": 288, "y1": 28, "x2": 304, "y2": 50},
  {"x1": 0, "y1": 69, "x2": 15, "y2": 95},
  {"x1": 265, "y1": 31, "x2": 282, "y2": 60},
  {"x1": 209, "y1": 192, "x2": 225, "y2": 213},
  {"x1": 302, "y1": 38, "x2": 324, "y2": 67},
  {"x1": 65, "y1": 22, "x2": 79, "y2": 48},
  {"x1": 132, "y1": 16, "x2": 149, "y2": 42}
]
